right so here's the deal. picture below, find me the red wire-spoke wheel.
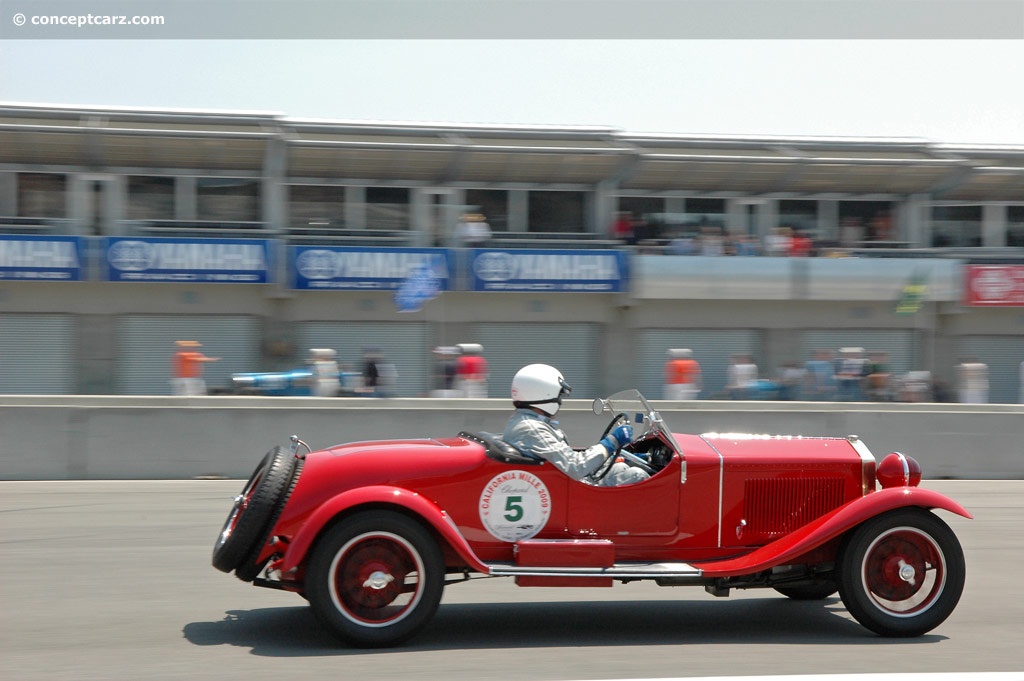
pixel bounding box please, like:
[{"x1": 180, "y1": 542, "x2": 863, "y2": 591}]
[
  {"x1": 839, "y1": 508, "x2": 965, "y2": 637},
  {"x1": 333, "y1": 533, "x2": 421, "y2": 622},
  {"x1": 307, "y1": 511, "x2": 445, "y2": 647}
]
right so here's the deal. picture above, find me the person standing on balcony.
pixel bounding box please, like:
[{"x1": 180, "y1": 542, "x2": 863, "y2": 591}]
[{"x1": 455, "y1": 213, "x2": 492, "y2": 248}]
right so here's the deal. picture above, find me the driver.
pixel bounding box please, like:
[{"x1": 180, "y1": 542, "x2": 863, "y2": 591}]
[{"x1": 502, "y1": 364, "x2": 650, "y2": 487}]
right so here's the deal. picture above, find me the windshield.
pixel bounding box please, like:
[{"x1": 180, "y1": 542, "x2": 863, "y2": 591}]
[{"x1": 595, "y1": 389, "x2": 683, "y2": 454}]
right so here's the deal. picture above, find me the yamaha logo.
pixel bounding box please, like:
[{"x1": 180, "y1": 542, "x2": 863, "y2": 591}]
[
  {"x1": 473, "y1": 251, "x2": 515, "y2": 281},
  {"x1": 295, "y1": 249, "x2": 338, "y2": 280},
  {"x1": 107, "y1": 240, "x2": 154, "y2": 271}
]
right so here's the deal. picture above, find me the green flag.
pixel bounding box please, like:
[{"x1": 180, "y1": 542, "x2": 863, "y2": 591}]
[{"x1": 895, "y1": 269, "x2": 928, "y2": 315}]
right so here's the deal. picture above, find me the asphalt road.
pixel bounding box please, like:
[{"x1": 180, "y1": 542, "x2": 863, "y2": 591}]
[{"x1": 3, "y1": 479, "x2": 1023, "y2": 681}]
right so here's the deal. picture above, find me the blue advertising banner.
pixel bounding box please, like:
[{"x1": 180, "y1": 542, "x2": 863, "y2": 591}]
[
  {"x1": 290, "y1": 246, "x2": 454, "y2": 291},
  {"x1": 104, "y1": 237, "x2": 273, "y2": 283},
  {"x1": 0, "y1": 235, "x2": 86, "y2": 281},
  {"x1": 469, "y1": 248, "x2": 629, "y2": 292}
]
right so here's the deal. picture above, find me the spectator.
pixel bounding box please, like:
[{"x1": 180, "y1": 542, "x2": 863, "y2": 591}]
[
  {"x1": 776, "y1": 361, "x2": 805, "y2": 400},
  {"x1": 699, "y1": 226, "x2": 726, "y2": 256},
  {"x1": 308, "y1": 348, "x2": 340, "y2": 397},
  {"x1": 726, "y1": 353, "x2": 758, "y2": 400},
  {"x1": 664, "y1": 348, "x2": 701, "y2": 400},
  {"x1": 455, "y1": 213, "x2": 492, "y2": 248},
  {"x1": 840, "y1": 217, "x2": 864, "y2": 248},
  {"x1": 734, "y1": 234, "x2": 761, "y2": 256},
  {"x1": 765, "y1": 227, "x2": 792, "y2": 257},
  {"x1": 835, "y1": 347, "x2": 868, "y2": 402},
  {"x1": 430, "y1": 345, "x2": 459, "y2": 397},
  {"x1": 956, "y1": 357, "x2": 989, "y2": 403},
  {"x1": 171, "y1": 340, "x2": 220, "y2": 396},
  {"x1": 611, "y1": 211, "x2": 634, "y2": 244},
  {"x1": 864, "y1": 350, "x2": 892, "y2": 401},
  {"x1": 788, "y1": 229, "x2": 813, "y2": 257},
  {"x1": 362, "y1": 347, "x2": 397, "y2": 397},
  {"x1": 804, "y1": 349, "x2": 835, "y2": 401},
  {"x1": 454, "y1": 343, "x2": 489, "y2": 398},
  {"x1": 667, "y1": 229, "x2": 698, "y2": 255}
]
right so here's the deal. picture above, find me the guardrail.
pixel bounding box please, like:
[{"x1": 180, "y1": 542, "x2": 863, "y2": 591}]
[{"x1": 1, "y1": 397, "x2": 1020, "y2": 480}]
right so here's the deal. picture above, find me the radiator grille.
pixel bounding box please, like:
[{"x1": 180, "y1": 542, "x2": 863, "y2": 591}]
[{"x1": 743, "y1": 477, "x2": 846, "y2": 537}]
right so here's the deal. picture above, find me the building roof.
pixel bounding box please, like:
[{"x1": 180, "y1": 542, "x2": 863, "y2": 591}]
[{"x1": 2, "y1": 102, "x2": 1022, "y2": 200}]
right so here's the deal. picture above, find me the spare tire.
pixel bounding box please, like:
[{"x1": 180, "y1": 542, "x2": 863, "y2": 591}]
[{"x1": 212, "y1": 446, "x2": 296, "y2": 574}]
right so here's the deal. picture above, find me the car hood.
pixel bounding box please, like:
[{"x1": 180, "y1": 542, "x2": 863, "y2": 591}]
[{"x1": 697, "y1": 432, "x2": 861, "y2": 464}]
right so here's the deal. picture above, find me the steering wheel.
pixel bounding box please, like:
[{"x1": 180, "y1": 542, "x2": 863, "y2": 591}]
[{"x1": 591, "y1": 413, "x2": 655, "y2": 480}]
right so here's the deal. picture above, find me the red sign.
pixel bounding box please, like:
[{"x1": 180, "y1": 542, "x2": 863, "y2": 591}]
[{"x1": 965, "y1": 265, "x2": 1024, "y2": 306}]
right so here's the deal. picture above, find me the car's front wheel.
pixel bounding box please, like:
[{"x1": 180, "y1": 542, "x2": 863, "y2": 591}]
[
  {"x1": 306, "y1": 511, "x2": 445, "y2": 647},
  {"x1": 838, "y1": 508, "x2": 965, "y2": 637}
]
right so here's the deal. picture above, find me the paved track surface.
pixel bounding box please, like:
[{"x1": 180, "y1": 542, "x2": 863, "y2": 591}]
[{"x1": 3, "y1": 480, "x2": 1022, "y2": 681}]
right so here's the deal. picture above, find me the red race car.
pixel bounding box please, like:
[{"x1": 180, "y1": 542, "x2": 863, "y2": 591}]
[{"x1": 213, "y1": 389, "x2": 969, "y2": 647}]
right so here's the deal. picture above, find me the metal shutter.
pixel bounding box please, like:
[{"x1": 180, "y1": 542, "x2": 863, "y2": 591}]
[
  {"x1": 637, "y1": 329, "x2": 761, "y2": 400},
  {"x1": 300, "y1": 322, "x2": 430, "y2": 397},
  {"x1": 118, "y1": 315, "x2": 260, "y2": 395},
  {"x1": 475, "y1": 323, "x2": 601, "y2": 400},
  {"x1": 959, "y1": 336, "x2": 1024, "y2": 404},
  {"x1": 0, "y1": 314, "x2": 75, "y2": 394},
  {"x1": 800, "y1": 330, "x2": 916, "y2": 375}
]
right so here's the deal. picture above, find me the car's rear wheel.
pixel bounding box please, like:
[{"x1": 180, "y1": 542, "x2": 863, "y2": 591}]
[
  {"x1": 306, "y1": 511, "x2": 445, "y2": 647},
  {"x1": 838, "y1": 508, "x2": 965, "y2": 637},
  {"x1": 211, "y1": 446, "x2": 296, "y2": 575}
]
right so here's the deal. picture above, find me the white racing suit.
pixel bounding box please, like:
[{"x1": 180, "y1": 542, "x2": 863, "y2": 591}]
[{"x1": 502, "y1": 408, "x2": 648, "y2": 487}]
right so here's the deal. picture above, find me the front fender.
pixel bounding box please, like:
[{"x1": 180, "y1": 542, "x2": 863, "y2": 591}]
[
  {"x1": 693, "y1": 486, "x2": 972, "y2": 578},
  {"x1": 279, "y1": 485, "x2": 490, "y2": 574}
]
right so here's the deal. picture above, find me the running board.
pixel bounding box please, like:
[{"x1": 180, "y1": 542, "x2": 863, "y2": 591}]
[{"x1": 488, "y1": 562, "x2": 703, "y2": 579}]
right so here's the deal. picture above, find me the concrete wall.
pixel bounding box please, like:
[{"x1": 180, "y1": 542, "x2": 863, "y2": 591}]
[{"x1": 1, "y1": 396, "x2": 1020, "y2": 480}]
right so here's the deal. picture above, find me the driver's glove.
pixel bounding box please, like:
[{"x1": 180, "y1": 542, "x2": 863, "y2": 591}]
[{"x1": 599, "y1": 424, "x2": 633, "y2": 454}]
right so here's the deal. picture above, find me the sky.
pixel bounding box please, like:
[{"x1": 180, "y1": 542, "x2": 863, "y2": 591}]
[{"x1": 2, "y1": 38, "x2": 1023, "y2": 145}]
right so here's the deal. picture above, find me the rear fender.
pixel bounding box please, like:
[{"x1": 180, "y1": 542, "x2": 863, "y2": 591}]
[
  {"x1": 693, "y1": 486, "x2": 971, "y2": 578},
  {"x1": 279, "y1": 485, "x2": 489, "y2": 574}
]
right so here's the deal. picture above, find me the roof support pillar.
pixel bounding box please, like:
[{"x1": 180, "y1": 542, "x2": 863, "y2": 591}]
[
  {"x1": 344, "y1": 186, "x2": 366, "y2": 230},
  {"x1": 175, "y1": 177, "x2": 196, "y2": 221},
  {"x1": 590, "y1": 181, "x2": 616, "y2": 235},
  {"x1": 508, "y1": 189, "x2": 528, "y2": 232},
  {"x1": 983, "y1": 204, "x2": 1007, "y2": 247},
  {"x1": 0, "y1": 172, "x2": 17, "y2": 216},
  {"x1": 898, "y1": 194, "x2": 929, "y2": 248},
  {"x1": 261, "y1": 136, "x2": 287, "y2": 235}
]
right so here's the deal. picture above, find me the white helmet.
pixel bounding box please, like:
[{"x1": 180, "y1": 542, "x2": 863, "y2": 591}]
[{"x1": 511, "y1": 363, "x2": 572, "y2": 415}]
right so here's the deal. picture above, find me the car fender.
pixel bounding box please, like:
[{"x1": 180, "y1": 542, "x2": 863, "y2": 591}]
[
  {"x1": 692, "y1": 486, "x2": 972, "y2": 578},
  {"x1": 279, "y1": 485, "x2": 490, "y2": 574}
]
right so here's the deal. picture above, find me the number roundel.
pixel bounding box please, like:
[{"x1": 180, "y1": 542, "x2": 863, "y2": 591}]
[{"x1": 478, "y1": 470, "x2": 551, "y2": 542}]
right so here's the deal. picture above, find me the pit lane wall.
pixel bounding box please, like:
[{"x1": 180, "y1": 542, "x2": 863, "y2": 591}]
[{"x1": 1, "y1": 397, "x2": 1021, "y2": 480}]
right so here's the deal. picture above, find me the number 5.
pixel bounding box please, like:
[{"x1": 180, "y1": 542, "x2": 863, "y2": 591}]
[{"x1": 504, "y1": 495, "x2": 524, "y2": 522}]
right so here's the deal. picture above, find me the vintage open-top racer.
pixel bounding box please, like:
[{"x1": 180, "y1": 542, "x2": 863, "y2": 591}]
[{"x1": 213, "y1": 389, "x2": 969, "y2": 647}]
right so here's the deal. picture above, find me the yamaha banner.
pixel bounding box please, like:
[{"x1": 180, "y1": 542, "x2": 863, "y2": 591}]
[
  {"x1": 469, "y1": 249, "x2": 629, "y2": 292},
  {"x1": 290, "y1": 246, "x2": 454, "y2": 291},
  {"x1": 0, "y1": 235, "x2": 86, "y2": 281},
  {"x1": 104, "y1": 237, "x2": 273, "y2": 283}
]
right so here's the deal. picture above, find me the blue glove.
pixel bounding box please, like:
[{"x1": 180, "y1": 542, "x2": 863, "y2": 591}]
[{"x1": 599, "y1": 424, "x2": 633, "y2": 453}]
